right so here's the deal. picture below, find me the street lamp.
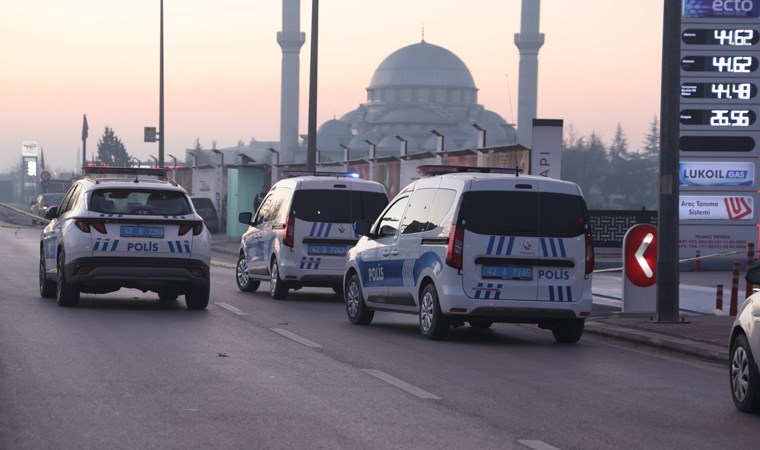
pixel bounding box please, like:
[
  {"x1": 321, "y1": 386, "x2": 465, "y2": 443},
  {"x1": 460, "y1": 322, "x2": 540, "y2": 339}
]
[
  {"x1": 364, "y1": 139, "x2": 376, "y2": 160},
  {"x1": 267, "y1": 147, "x2": 279, "y2": 185},
  {"x1": 167, "y1": 153, "x2": 178, "y2": 180},
  {"x1": 395, "y1": 135, "x2": 407, "y2": 157},
  {"x1": 211, "y1": 149, "x2": 224, "y2": 166},
  {"x1": 187, "y1": 151, "x2": 198, "y2": 168},
  {"x1": 131, "y1": 157, "x2": 142, "y2": 168},
  {"x1": 431, "y1": 129, "x2": 445, "y2": 153},
  {"x1": 472, "y1": 123, "x2": 486, "y2": 149},
  {"x1": 148, "y1": 155, "x2": 158, "y2": 167},
  {"x1": 339, "y1": 143, "x2": 350, "y2": 164}
]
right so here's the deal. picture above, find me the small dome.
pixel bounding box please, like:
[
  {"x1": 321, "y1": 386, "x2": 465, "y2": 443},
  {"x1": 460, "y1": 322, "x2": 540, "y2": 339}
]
[
  {"x1": 369, "y1": 41, "x2": 476, "y2": 90},
  {"x1": 318, "y1": 119, "x2": 351, "y2": 137}
]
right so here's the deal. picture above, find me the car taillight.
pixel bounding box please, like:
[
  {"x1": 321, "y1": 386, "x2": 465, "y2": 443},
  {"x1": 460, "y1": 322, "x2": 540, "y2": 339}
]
[
  {"x1": 585, "y1": 228, "x2": 595, "y2": 275},
  {"x1": 179, "y1": 221, "x2": 204, "y2": 236},
  {"x1": 283, "y1": 214, "x2": 295, "y2": 248},
  {"x1": 74, "y1": 219, "x2": 107, "y2": 234},
  {"x1": 445, "y1": 224, "x2": 464, "y2": 270}
]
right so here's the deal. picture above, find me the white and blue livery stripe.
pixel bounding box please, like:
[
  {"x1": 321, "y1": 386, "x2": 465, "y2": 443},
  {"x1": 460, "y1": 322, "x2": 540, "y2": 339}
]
[
  {"x1": 548, "y1": 286, "x2": 573, "y2": 302},
  {"x1": 473, "y1": 283, "x2": 503, "y2": 300},
  {"x1": 168, "y1": 241, "x2": 191, "y2": 253},
  {"x1": 309, "y1": 222, "x2": 332, "y2": 238},
  {"x1": 300, "y1": 257, "x2": 321, "y2": 269},
  {"x1": 93, "y1": 238, "x2": 119, "y2": 252},
  {"x1": 540, "y1": 238, "x2": 566, "y2": 257},
  {"x1": 486, "y1": 236, "x2": 516, "y2": 256}
]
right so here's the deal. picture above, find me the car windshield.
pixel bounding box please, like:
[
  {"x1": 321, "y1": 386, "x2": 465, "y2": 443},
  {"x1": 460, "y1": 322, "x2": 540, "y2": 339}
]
[
  {"x1": 291, "y1": 189, "x2": 388, "y2": 223},
  {"x1": 41, "y1": 193, "x2": 65, "y2": 203},
  {"x1": 90, "y1": 189, "x2": 192, "y2": 215}
]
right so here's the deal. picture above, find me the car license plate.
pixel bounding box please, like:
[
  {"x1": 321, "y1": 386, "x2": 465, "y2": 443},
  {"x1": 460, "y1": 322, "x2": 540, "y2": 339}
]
[
  {"x1": 120, "y1": 225, "x2": 164, "y2": 238},
  {"x1": 308, "y1": 244, "x2": 346, "y2": 256},
  {"x1": 482, "y1": 265, "x2": 533, "y2": 280}
]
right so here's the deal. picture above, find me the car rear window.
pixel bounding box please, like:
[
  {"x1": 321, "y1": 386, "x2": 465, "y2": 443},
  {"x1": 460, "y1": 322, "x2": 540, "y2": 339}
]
[
  {"x1": 458, "y1": 191, "x2": 587, "y2": 238},
  {"x1": 291, "y1": 189, "x2": 388, "y2": 223},
  {"x1": 90, "y1": 189, "x2": 192, "y2": 215}
]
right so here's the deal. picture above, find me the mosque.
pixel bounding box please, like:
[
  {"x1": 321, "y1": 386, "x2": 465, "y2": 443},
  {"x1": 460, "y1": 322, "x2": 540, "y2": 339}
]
[{"x1": 188, "y1": 0, "x2": 542, "y2": 169}]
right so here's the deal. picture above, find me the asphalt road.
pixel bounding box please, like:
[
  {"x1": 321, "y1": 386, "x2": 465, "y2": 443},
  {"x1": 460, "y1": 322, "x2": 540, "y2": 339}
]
[{"x1": 1, "y1": 222, "x2": 758, "y2": 449}]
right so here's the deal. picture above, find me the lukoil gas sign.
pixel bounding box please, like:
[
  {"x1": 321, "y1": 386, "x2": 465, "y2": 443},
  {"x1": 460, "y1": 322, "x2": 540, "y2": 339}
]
[
  {"x1": 680, "y1": 195, "x2": 754, "y2": 220},
  {"x1": 679, "y1": 161, "x2": 755, "y2": 186}
]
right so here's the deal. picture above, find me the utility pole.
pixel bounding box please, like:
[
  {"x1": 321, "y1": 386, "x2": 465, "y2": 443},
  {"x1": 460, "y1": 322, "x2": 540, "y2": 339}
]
[{"x1": 306, "y1": 0, "x2": 319, "y2": 173}]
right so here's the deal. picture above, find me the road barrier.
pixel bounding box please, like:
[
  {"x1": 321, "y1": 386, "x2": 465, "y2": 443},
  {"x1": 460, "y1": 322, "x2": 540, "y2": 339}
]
[
  {"x1": 716, "y1": 284, "x2": 724, "y2": 313},
  {"x1": 730, "y1": 262, "x2": 740, "y2": 317}
]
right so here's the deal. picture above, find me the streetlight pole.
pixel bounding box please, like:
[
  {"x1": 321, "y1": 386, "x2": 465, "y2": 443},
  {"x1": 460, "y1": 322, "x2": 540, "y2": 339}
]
[
  {"x1": 158, "y1": 0, "x2": 165, "y2": 168},
  {"x1": 306, "y1": 0, "x2": 319, "y2": 174},
  {"x1": 168, "y1": 153, "x2": 177, "y2": 180},
  {"x1": 148, "y1": 155, "x2": 158, "y2": 167}
]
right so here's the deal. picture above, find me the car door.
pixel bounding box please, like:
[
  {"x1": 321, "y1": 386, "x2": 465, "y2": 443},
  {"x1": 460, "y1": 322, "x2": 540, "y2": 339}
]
[
  {"x1": 243, "y1": 193, "x2": 278, "y2": 276},
  {"x1": 42, "y1": 184, "x2": 81, "y2": 274},
  {"x1": 359, "y1": 195, "x2": 410, "y2": 305}
]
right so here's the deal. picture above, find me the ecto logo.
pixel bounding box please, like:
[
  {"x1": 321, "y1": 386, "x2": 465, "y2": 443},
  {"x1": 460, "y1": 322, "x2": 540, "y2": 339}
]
[
  {"x1": 683, "y1": 0, "x2": 759, "y2": 17},
  {"x1": 725, "y1": 197, "x2": 753, "y2": 220}
]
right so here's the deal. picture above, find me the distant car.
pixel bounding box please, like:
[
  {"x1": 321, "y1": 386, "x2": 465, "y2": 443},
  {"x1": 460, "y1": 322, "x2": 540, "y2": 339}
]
[
  {"x1": 729, "y1": 266, "x2": 760, "y2": 413},
  {"x1": 30, "y1": 192, "x2": 66, "y2": 224},
  {"x1": 191, "y1": 197, "x2": 220, "y2": 233},
  {"x1": 39, "y1": 166, "x2": 211, "y2": 309}
]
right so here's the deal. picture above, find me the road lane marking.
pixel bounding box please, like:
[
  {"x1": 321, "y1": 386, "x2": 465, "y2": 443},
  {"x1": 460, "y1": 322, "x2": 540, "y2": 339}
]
[
  {"x1": 517, "y1": 440, "x2": 561, "y2": 450},
  {"x1": 215, "y1": 302, "x2": 249, "y2": 316},
  {"x1": 361, "y1": 369, "x2": 441, "y2": 400},
  {"x1": 271, "y1": 328, "x2": 323, "y2": 350}
]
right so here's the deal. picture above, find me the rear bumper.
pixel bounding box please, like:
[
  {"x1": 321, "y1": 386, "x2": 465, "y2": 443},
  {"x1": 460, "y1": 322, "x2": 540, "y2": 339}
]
[
  {"x1": 439, "y1": 290, "x2": 593, "y2": 323},
  {"x1": 65, "y1": 257, "x2": 210, "y2": 292}
]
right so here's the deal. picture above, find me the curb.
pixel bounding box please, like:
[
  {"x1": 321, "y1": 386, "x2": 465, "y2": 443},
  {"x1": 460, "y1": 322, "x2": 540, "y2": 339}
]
[{"x1": 585, "y1": 320, "x2": 729, "y2": 364}]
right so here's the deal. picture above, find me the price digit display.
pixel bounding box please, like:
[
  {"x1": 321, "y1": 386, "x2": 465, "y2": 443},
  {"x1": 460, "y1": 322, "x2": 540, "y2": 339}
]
[
  {"x1": 683, "y1": 28, "x2": 759, "y2": 46},
  {"x1": 682, "y1": 55, "x2": 759, "y2": 72},
  {"x1": 680, "y1": 109, "x2": 757, "y2": 127},
  {"x1": 680, "y1": 82, "x2": 757, "y2": 99}
]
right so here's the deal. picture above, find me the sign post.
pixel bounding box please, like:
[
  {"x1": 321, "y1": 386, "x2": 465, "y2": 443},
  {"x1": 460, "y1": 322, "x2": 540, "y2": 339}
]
[{"x1": 623, "y1": 224, "x2": 658, "y2": 314}]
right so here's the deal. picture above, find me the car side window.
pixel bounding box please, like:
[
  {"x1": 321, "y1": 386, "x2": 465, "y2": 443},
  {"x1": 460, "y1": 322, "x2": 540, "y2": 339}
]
[
  {"x1": 253, "y1": 195, "x2": 275, "y2": 225},
  {"x1": 375, "y1": 195, "x2": 410, "y2": 238},
  {"x1": 58, "y1": 185, "x2": 81, "y2": 215},
  {"x1": 400, "y1": 188, "x2": 437, "y2": 235}
]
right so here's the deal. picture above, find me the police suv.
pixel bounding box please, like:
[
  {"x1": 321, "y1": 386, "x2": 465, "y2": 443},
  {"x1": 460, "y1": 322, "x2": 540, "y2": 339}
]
[
  {"x1": 236, "y1": 174, "x2": 388, "y2": 299},
  {"x1": 344, "y1": 165, "x2": 594, "y2": 342},
  {"x1": 39, "y1": 167, "x2": 211, "y2": 309}
]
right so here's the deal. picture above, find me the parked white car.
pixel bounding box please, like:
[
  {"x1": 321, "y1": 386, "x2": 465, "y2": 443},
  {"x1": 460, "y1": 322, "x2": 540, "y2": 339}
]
[
  {"x1": 39, "y1": 167, "x2": 211, "y2": 309},
  {"x1": 729, "y1": 266, "x2": 760, "y2": 412}
]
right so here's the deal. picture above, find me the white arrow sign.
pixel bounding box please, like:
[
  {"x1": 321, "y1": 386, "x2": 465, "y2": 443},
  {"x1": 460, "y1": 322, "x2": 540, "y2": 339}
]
[{"x1": 635, "y1": 233, "x2": 654, "y2": 278}]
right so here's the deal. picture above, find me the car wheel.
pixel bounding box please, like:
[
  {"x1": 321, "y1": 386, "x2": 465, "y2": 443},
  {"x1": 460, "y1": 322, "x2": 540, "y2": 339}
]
[
  {"x1": 56, "y1": 250, "x2": 80, "y2": 307},
  {"x1": 730, "y1": 334, "x2": 760, "y2": 413},
  {"x1": 345, "y1": 273, "x2": 373, "y2": 325},
  {"x1": 39, "y1": 252, "x2": 56, "y2": 298},
  {"x1": 270, "y1": 259, "x2": 288, "y2": 300},
  {"x1": 185, "y1": 283, "x2": 209, "y2": 310},
  {"x1": 419, "y1": 283, "x2": 448, "y2": 340},
  {"x1": 552, "y1": 319, "x2": 585, "y2": 344},
  {"x1": 469, "y1": 319, "x2": 493, "y2": 329},
  {"x1": 236, "y1": 254, "x2": 260, "y2": 292}
]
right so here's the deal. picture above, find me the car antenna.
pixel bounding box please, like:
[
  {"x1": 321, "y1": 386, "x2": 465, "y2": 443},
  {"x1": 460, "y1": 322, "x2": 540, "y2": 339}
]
[{"x1": 515, "y1": 164, "x2": 519, "y2": 177}]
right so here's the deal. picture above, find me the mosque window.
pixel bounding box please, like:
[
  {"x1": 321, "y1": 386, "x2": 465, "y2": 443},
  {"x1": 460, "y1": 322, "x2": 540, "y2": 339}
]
[
  {"x1": 435, "y1": 89, "x2": 446, "y2": 102},
  {"x1": 452, "y1": 89, "x2": 461, "y2": 103},
  {"x1": 400, "y1": 88, "x2": 412, "y2": 102},
  {"x1": 417, "y1": 88, "x2": 429, "y2": 102}
]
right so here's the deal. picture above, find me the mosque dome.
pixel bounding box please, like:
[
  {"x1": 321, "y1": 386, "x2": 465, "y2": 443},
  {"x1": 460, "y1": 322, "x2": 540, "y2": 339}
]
[{"x1": 368, "y1": 41, "x2": 476, "y2": 90}]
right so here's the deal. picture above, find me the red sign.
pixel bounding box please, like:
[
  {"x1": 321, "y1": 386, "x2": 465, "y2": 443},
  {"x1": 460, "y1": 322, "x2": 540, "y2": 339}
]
[{"x1": 624, "y1": 224, "x2": 658, "y2": 288}]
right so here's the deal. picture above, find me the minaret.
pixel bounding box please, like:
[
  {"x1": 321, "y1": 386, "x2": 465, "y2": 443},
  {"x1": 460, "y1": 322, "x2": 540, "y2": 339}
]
[
  {"x1": 277, "y1": 0, "x2": 305, "y2": 163},
  {"x1": 514, "y1": 0, "x2": 544, "y2": 149}
]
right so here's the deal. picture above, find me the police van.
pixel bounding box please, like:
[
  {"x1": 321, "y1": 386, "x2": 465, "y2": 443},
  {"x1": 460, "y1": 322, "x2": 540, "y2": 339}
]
[
  {"x1": 343, "y1": 165, "x2": 594, "y2": 342},
  {"x1": 236, "y1": 174, "x2": 388, "y2": 299}
]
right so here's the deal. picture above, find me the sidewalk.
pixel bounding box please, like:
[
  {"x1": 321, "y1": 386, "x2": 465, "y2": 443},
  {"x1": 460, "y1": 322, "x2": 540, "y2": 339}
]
[{"x1": 210, "y1": 233, "x2": 737, "y2": 364}]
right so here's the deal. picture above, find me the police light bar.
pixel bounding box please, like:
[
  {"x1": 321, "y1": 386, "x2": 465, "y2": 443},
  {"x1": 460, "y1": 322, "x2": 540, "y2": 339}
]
[
  {"x1": 416, "y1": 165, "x2": 521, "y2": 177},
  {"x1": 281, "y1": 170, "x2": 362, "y2": 179},
  {"x1": 82, "y1": 166, "x2": 169, "y2": 179}
]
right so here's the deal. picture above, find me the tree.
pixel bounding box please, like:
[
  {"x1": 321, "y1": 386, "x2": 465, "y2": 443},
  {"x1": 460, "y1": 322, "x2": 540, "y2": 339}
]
[
  {"x1": 96, "y1": 126, "x2": 130, "y2": 167},
  {"x1": 561, "y1": 132, "x2": 610, "y2": 208}
]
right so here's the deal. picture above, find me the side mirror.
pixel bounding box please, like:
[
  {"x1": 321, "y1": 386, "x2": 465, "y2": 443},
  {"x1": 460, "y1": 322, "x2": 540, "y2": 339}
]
[
  {"x1": 746, "y1": 265, "x2": 760, "y2": 285},
  {"x1": 45, "y1": 207, "x2": 58, "y2": 218},
  {"x1": 354, "y1": 219, "x2": 372, "y2": 237},
  {"x1": 238, "y1": 212, "x2": 253, "y2": 225}
]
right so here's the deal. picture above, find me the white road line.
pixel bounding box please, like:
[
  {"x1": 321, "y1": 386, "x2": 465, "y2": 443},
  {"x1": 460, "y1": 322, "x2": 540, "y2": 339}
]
[
  {"x1": 270, "y1": 328, "x2": 323, "y2": 350},
  {"x1": 214, "y1": 302, "x2": 249, "y2": 316},
  {"x1": 517, "y1": 440, "x2": 562, "y2": 450},
  {"x1": 361, "y1": 369, "x2": 441, "y2": 400}
]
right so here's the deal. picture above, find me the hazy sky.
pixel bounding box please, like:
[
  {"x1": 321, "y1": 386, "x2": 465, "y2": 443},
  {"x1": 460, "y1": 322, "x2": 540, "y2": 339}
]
[{"x1": 1, "y1": 0, "x2": 662, "y2": 174}]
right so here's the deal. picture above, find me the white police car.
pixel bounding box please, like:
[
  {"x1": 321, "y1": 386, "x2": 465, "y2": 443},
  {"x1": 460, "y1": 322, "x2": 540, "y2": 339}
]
[
  {"x1": 344, "y1": 165, "x2": 594, "y2": 342},
  {"x1": 39, "y1": 167, "x2": 211, "y2": 309},
  {"x1": 729, "y1": 265, "x2": 760, "y2": 413},
  {"x1": 236, "y1": 174, "x2": 388, "y2": 299}
]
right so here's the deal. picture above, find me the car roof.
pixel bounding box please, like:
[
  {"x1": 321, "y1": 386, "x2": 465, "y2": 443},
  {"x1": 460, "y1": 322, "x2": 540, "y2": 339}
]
[
  {"x1": 273, "y1": 175, "x2": 386, "y2": 193},
  {"x1": 408, "y1": 172, "x2": 583, "y2": 196}
]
